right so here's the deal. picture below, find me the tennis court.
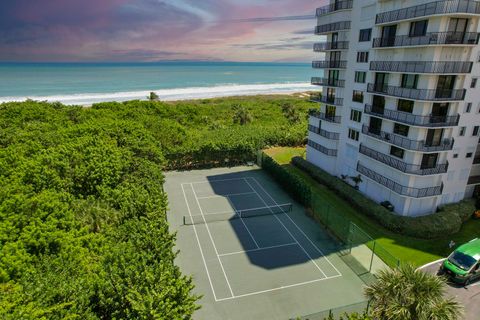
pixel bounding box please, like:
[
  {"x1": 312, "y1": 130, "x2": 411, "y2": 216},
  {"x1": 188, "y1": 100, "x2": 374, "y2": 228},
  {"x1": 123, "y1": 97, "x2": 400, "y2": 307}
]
[{"x1": 165, "y1": 167, "x2": 366, "y2": 319}]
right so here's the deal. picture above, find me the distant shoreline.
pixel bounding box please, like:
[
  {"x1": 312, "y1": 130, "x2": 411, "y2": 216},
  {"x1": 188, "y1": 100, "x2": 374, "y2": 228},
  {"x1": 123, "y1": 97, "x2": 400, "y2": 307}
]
[{"x1": 0, "y1": 82, "x2": 318, "y2": 106}]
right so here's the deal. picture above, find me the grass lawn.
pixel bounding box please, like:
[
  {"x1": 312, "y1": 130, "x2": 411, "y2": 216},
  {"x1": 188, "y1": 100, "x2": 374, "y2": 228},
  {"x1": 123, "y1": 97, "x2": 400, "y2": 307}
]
[{"x1": 265, "y1": 147, "x2": 480, "y2": 267}]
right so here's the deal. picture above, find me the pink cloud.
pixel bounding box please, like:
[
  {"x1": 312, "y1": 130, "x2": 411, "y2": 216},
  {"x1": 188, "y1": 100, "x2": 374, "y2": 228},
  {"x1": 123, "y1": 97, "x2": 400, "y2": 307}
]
[{"x1": 0, "y1": 0, "x2": 318, "y2": 62}]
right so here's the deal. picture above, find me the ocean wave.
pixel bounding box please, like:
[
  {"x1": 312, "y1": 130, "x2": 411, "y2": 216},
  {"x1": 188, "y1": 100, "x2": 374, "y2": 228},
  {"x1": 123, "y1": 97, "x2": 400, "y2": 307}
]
[{"x1": 0, "y1": 82, "x2": 316, "y2": 105}]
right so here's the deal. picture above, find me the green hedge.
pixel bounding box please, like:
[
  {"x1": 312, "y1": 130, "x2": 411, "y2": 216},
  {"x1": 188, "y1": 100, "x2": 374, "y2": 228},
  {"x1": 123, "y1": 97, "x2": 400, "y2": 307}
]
[
  {"x1": 165, "y1": 144, "x2": 257, "y2": 170},
  {"x1": 438, "y1": 199, "x2": 477, "y2": 223},
  {"x1": 261, "y1": 153, "x2": 311, "y2": 206},
  {"x1": 292, "y1": 156, "x2": 474, "y2": 239}
]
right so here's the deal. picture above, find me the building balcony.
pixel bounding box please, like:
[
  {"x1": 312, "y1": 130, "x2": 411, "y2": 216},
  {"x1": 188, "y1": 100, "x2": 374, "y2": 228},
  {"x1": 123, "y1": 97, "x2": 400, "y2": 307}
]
[
  {"x1": 473, "y1": 156, "x2": 480, "y2": 164},
  {"x1": 370, "y1": 61, "x2": 473, "y2": 74},
  {"x1": 357, "y1": 163, "x2": 443, "y2": 198},
  {"x1": 467, "y1": 175, "x2": 480, "y2": 185},
  {"x1": 309, "y1": 110, "x2": 342, "y2": 123},
  {"x1": 376, "y1": 0, "x2": 480, "y2": 25},
  {"x1": 362, "y1": 125, "x2": 455, "y2": 152},
  {"x1": 308, "y1": 139, "x2": 337, "y2": 157},
  {"x1": 367, "y1": 83, "x2": 466, "y2": 101},
  {"x1": 373, "y1": 32, "x2": 480, "y2": 48},
  {"x1": 359, "y1": 144, "x2": 449, "y2": 175},
  {"x1": 314, "y1": 41, "x2": 349, "y2": 51},
  {"x1": 313, "y1": 60, "x2": 347, "y2": 69},
  {"x1": 310, "y1": 94, "x2": 344, "y2": 106},
  {"x1": 312, "y1": 77, "x2": 345, "y2": 88},
  {"x1": 315, "y1": 21, "x2": 351, "y2": 35},
  {"x1": 308, "y1": 124, "x2": 340, "y2": 140},
  {"x1": 316, "y1": 0, "x2": 353, "y2": 16},
  {"x1": 364, "y1": 104, "x2": 460, "y2": 127}
]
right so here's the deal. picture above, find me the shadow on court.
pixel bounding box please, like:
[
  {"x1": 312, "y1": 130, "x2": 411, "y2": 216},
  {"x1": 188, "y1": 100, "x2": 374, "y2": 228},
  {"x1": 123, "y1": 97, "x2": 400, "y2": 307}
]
[{"x1": 196, "y1": 169, "x2": 340, "y2": 271}]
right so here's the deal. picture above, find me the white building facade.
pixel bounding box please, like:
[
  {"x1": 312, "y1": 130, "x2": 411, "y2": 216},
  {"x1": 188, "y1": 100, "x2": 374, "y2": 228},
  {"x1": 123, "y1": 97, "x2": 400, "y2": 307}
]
[{"x1": 308, "y1": 0, "x2": 480, "y2": 216}]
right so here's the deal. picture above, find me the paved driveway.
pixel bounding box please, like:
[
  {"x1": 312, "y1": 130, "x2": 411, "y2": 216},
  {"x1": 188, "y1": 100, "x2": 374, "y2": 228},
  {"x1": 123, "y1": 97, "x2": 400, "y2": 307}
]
[{"x1": 420, "y1": 259, "x2": 480, "y2": 320}]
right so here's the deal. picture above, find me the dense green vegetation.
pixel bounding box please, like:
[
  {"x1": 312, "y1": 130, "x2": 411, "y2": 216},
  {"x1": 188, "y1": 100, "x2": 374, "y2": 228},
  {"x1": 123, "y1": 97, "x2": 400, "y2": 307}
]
[
  {"x1": 365, "y1": 264, "x2": 462, "y2": 320},
  {"x1": 265, "y1": 147, "x2": 480, "y2": 267},
  {"x1": 0, "y1": 96, "x2": 311, "y2": 318},
  {"x1": 261, "y1": 153, "x2": 311, "y2": 206}
]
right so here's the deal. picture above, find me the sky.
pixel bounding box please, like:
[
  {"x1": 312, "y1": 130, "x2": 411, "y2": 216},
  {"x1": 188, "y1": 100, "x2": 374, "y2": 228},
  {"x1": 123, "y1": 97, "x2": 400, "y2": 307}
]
[{"x1": 0, "y1": 0, "x2": 328, "y2": 63}]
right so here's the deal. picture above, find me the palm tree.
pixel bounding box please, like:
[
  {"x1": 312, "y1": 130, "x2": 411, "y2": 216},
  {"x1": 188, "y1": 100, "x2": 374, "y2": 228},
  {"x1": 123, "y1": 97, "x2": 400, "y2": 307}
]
[
  {"x1": 232, "y1": 104, "x2": 252, "y2": 125},
  {"x1": 365, "y1": 264, "x2": 463, "y2": 320}
]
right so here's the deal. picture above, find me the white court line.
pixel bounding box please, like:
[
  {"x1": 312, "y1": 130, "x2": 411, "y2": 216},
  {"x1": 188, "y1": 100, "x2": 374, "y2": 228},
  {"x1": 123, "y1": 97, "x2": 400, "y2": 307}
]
[
  {"x1": 218, "y1": 242, "x2": 298, "y2": 257},
  {"x1": 216, "y1": 274, "x2": 342, "y2": 302},
  {"x1": 190, "y1": 177, "x2": 249, "y2": 185},
  {"x1": 181, "y1": 184, "x2": 218, "y2": 301},
  {"x1": 242, "y1": 178, "x2": 328, "y2": 279},
  {"x1": 189, "y1": 203, "x2": 293, "y2": 217},
  {"x1": 196, "y1": 191, "x2": 256, "y2": 200},
  {"x1": 249, "y1": 177, "x2": 342, "y2": 277},
  {"x1": 190, "y1": 183, "x2": 235, "y2": 298},
  {"x1": 227, "y1": 195, "x2": 260, "y2": 249}
]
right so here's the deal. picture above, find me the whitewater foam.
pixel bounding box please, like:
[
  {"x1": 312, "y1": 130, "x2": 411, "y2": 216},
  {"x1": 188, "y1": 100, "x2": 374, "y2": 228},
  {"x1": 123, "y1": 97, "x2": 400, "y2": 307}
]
[{"x1": 0, "y1": 83, "x2": 316, "y2": 105}]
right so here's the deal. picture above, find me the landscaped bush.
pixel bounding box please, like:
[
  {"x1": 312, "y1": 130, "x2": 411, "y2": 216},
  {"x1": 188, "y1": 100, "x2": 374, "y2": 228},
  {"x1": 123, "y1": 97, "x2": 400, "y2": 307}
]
[
  {"x1": 437, "y1": 199, "x2": 477, "y2": 223},
  {"x1": 261, "y1": 153, "x2": 311, "y2": 206},
  {"x1": 291, "y1": 156, "x2": 473, "y2": 239}
]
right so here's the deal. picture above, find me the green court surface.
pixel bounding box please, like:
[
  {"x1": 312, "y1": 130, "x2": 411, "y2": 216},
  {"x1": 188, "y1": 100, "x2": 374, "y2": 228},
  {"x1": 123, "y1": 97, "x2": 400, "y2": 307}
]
[{"x1": 165, "y1": 166, "x2": 367, "y2": 320}]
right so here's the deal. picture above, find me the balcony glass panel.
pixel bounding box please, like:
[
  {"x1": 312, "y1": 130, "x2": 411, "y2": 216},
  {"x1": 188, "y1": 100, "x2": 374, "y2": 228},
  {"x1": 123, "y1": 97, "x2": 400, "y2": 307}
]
[
  {"x1": 376, "y1": 0, "x2": 480, "y2": 25},
  {"x1": 362, "y1": 125, "x2": 454, "y2": 152},
  {"x1": 367, "y1": 83, "x2": 466, "y2": 101},
  {"x1": 359, "y1": 144, "x2": 448, "y2": 175},
  {"x1": 364, "y1": 104, "x2": 460, "y2": 127},
  {"x1": 357, "y1": 163, "x2": 443, "y2": 197}
]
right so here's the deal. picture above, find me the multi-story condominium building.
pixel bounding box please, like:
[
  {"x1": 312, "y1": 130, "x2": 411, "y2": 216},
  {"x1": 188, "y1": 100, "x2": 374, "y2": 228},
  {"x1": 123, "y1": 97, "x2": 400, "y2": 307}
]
[{"x1": 308, "y1": 0, "x2": 480, "y2": 216}]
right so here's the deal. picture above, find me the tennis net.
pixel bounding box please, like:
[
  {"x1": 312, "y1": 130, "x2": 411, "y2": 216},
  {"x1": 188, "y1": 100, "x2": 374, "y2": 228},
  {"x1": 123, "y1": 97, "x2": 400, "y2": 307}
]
[{"x1": 183, "y1": 203, "x2": 293, "y2": 225}]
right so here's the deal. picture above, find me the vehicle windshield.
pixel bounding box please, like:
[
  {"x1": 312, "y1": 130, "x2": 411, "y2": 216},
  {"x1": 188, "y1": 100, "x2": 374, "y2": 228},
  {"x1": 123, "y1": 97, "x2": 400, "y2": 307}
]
[{"x1": 448, "y1": 251, "x2": 477, "y2": 271}]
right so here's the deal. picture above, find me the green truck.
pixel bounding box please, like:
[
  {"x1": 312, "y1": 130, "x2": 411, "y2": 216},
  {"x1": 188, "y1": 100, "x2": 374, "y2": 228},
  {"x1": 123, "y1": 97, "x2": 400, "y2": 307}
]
[{"x1": 439, "y1": 238, "x2": 480, "y2": 285}]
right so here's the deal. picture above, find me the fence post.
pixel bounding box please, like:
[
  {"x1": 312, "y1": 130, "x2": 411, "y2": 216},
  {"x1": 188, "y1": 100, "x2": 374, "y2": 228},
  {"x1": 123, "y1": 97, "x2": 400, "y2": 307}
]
[
  {"x1": 369, "y1": 241, "x2": 376, "y2": 272},
  {"x1": 348, "y1": 222, "x2": 353, "y2": 254},
  {"x1": 326, "y1": 204, "x2": 330, "y2": 229}
]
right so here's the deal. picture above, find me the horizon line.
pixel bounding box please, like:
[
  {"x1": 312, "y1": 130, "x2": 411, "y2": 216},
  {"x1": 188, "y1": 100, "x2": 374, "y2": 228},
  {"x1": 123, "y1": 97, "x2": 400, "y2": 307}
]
[{"x1": 0, "y1": 60, "x2": 312, "y2": 64}]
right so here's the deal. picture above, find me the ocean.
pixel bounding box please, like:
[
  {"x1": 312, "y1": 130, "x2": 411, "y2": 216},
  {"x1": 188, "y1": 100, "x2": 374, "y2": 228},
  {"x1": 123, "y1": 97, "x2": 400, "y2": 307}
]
[{"x1": 0, "y1": 62, "x2": 318, "y2": 105}]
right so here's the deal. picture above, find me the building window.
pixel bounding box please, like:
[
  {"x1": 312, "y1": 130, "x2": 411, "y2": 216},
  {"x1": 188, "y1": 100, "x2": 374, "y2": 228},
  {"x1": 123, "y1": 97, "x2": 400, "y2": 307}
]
[
  {"x1": 453, "y1": 153, "x2": 459, "y2": 158},
  {"x1": 359, "y1": 29, "x2": 372, "y2": 42},
  {"x1": 326, "y1": 105, "x2": 336, "y2": 118},
  {"x1": 393, "y1": 123, "x2": 409, "y2": 136},
  {"x1": 471, "y1": 78, "x2": 478, "y2": 88},
  {"x1": 409, "y1": 20, "x2": 428, "y2": 37},
  {"x1": 348, "y1": 129, "x2": 359, "y2": 141},
  {"x1": 473, "y1": 126, "x2": 479, "y2": 136},
  {"x1": 352, "y1": 90, "x2": 364, "y2": 103},
  {"x1": 390, "y1": 146, "x2": 404, "y2": 159},
  {"x1": 459, "y1": 126, "x2": 466, "y2": 136},
  {"x1": 355, "y1": 71, "x2": 366, "y2": 83},
  {"x1": 397, "y1": 99, "x2": 414, "y2": 113},
  {"x1": 350, "y1": 109, "x2": 362, "y2": 122},
  {"x1": 356, "y1": 51, "x2": 369, "y2": 63},
  {"x1": 401, "y1": 74, "x2": 419, "y2": 89},
  {"x1": 465, "y1": 103, "x2": 472, "y2": 113},
  {"x1": 466, "y1": 152, "x2": 473, "y2": 158}
]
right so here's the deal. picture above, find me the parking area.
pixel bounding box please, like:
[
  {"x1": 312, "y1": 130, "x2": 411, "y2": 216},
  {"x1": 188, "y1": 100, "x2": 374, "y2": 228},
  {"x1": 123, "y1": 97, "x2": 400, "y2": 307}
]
[
  {"x1": 165, "y1": 166, "x2": 367, "y2": 320},
  {"x1": 420, "y1": 259, "x2": 480, "y2": 320}
]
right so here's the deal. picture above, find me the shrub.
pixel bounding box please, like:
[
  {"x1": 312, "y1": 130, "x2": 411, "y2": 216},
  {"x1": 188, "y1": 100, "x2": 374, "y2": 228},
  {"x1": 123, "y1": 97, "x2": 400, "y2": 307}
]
[
  {"x1": 291, "y1": 156, "x2": 472, "y2": 239},
  {"x1": 437, "y1": 199, "x2": 476, "y2": 223},
  {"x1": 261, "y1": 153, "x2": 311, "y2": 206}
]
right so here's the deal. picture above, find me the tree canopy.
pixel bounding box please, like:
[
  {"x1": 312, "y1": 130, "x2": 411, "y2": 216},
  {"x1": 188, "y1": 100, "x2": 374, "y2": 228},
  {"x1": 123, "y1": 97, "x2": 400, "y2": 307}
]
[{"x1": 0, "y1": 95, "x2": 311, "y2": 318}]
